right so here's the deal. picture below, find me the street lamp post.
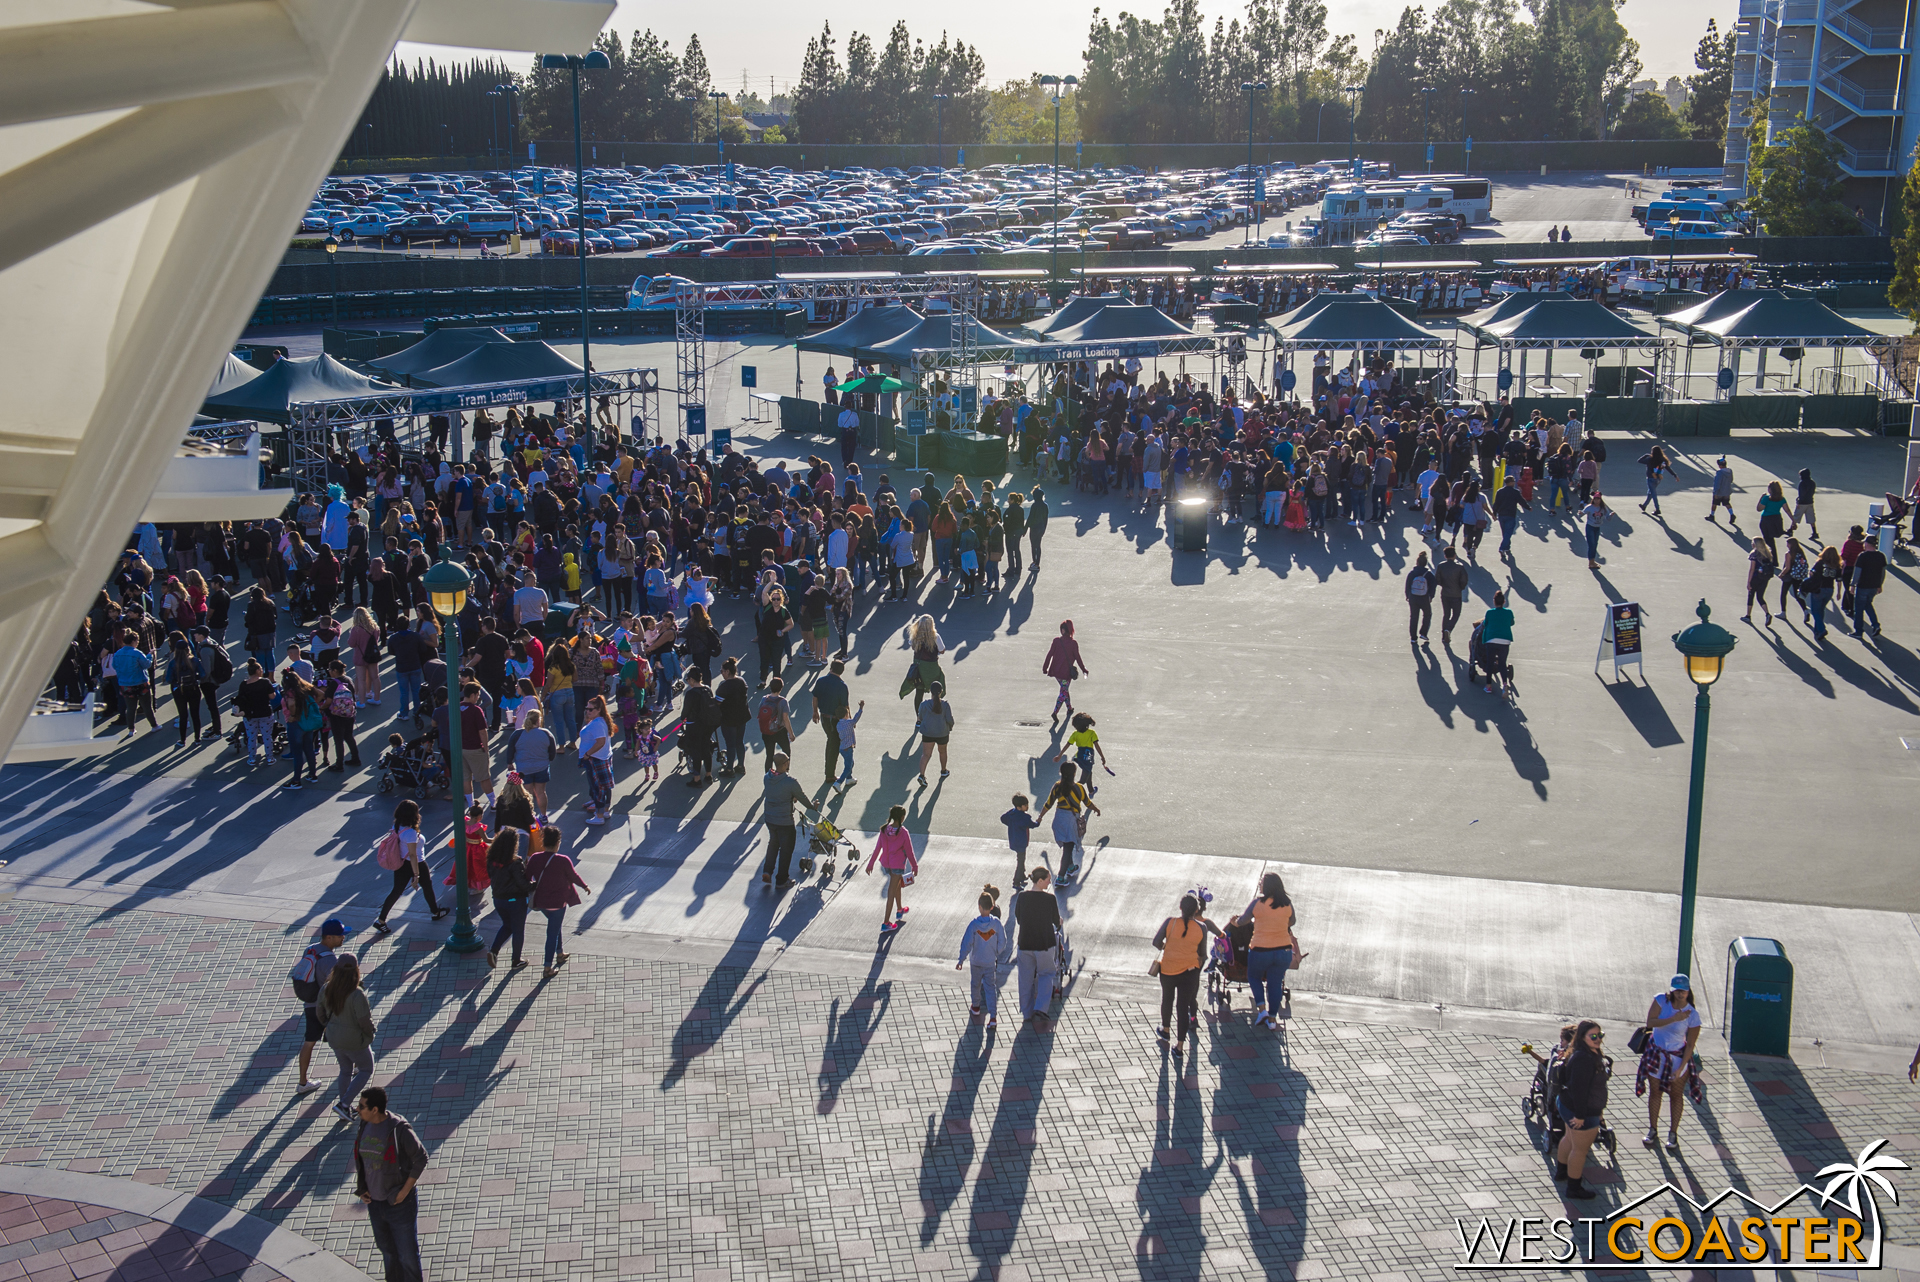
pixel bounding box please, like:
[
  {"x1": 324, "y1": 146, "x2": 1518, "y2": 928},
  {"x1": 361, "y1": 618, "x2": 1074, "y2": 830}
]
[
  {"x1": 1460, "y1": 88, "x2": 1475, "y2": 177},
  {"x1": 1038, "y1": 74, "x2": 1078, "y2": 287},
  {"x1": 1316, "y1": 100, "x2": 1331, "y2": 144},
  {"x1": 1421, "y1": 87, "x2": 1435, "y2": 174},
  {"x1": 424, "y1": 550, "x2": 481, "y2": 955},
  {"x1": 541, "y1": 50, "x2": 611, "y2": 430},
  {"x1": 1241, "y1": 82, "x2": 1268, "y2": 243},
  {"x1": 710, "y1": 89, "x2": 729, "y2": 177},
  {"x1": 500, "y1": 83, "x2": 518, "y2": 162},
  {"x1": 1670, "y1": 600, "x2": 1737, "y2": 976},
  {"x1": 1343, "y1": 85, "x2": 1363, "y2": 181},
  {"x1": 933, "y1": 93, "x2": 949, "y2": 168},
  {"x1": 324, "y1": 235, "x2": 339, "y2": 324}
]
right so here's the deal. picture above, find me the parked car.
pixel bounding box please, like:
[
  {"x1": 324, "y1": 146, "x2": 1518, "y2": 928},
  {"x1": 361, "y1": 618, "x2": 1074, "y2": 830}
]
[
  {"x1": 645, "y1": 238, "x2": 719, "y2": 258},
  {"x1": 327, "y1": 213, "x2": 390, "y2": 243}
]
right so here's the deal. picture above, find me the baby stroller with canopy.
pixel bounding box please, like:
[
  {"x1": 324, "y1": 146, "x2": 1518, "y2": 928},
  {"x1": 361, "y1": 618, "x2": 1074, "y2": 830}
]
[
  {"x1": 1871, "y1": 492, "x2": 1910, "y2": 548},
  {"x1": 377, "y1": 734, "x2": 445, "y2": 800},
  {"x1": 796, "y1": 816, "x2": 856, "y2": 880}
]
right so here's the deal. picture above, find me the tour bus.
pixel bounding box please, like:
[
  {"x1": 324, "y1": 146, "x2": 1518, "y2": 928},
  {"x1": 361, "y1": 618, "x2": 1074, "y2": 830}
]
[{"x1": 1422, "y1": 175, "x2": 1494, "y2": 223}]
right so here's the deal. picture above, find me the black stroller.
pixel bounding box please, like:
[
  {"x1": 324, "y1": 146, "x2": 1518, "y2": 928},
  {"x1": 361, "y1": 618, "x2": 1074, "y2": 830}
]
[
  {"x1": 1523, "y1": 1043, "x2": 1617, "y2": 1159},
  {"x1": 1871, "y1": 492, "x2": 1909, "y2": 548},
  {"x1": 377, "y1": 734, "x2": 446, "y2": 800}
]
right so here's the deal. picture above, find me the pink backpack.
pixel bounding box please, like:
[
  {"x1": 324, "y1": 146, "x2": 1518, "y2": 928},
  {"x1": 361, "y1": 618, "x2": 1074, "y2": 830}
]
[{"x1": 374, "y1": 830, "x2": 405, "y2": 871}]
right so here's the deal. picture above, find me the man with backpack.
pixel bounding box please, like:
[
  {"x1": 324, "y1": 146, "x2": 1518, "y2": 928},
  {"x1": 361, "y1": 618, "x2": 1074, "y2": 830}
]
[
  {"x1": 291, "y1": 918, "x2": 347, "y2": 1095},
  {"x1": 190, "y1": 625, "x2": 231, "y2": 738},
  {"x1": 1405, "y1": 551, "x2": 1437, "y2": 642}
]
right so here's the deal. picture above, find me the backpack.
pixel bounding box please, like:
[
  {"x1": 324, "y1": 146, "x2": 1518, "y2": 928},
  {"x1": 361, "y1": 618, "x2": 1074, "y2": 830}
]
[
  {"x1": 374, "y1": 829, "x2": 405, "y2": 871},
  {"x1": 757, "y1": 700, "x2": 778, "y2": 735},
  {"x1": 1312, "y1": 474, "x2": 1328, "y2": 497},
  {"x1": 209, "y1": 645, "x2": 234, "y2": 684},
  {"x1": 1409, "y1": 571, "x2": 1430, "y2": 597},
  {"x1": 327, "y1": 679, "x2": 356, "y2": 719},
  {"x1": 289, "y1": 944, "x2": 331, "y2": 1003}
]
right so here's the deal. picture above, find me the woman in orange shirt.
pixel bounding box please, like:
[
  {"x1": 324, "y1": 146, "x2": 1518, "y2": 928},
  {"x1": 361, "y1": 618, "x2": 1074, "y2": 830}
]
[
  {"x1": 1152, "y1": 893, "x2": 1224, "y2": 1050},
  {"x1": 1234, "y1": 872, "x2": 1299, "y2": 1030}
]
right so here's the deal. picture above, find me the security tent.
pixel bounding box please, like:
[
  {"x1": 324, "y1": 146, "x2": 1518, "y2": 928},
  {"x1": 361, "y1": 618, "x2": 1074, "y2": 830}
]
[
  {"x1": 1026, "y1": 293, "x2": 1122, "y2": 337},
  {"x1": 1045, "y1": 304, "x2": 1202, "y2": 346},
  {"x1": 1655, "y1": 288, "x2": 1888, "y2": 400},
  {"x1": 1458, "y1": 296, "x2": 1662, "y2": 400},
  {"x1": 797, "y1": 304, "x2": 924, "y2": 359},
  {"x1": 1267, "y1": 296, "x2": 1453, "y2": 399},
  {"x1": 202, "y1": 354, "x2": 400, "y2": 424},
  {"x1": 413, "y1": 341, "x2": 583, "y2": 389},
  {"x1": 1456, "y1": 290, "x2": 1573, "y2": 332},
  {"x1": 861, "y1": 314, "x2": 1036, "y2": 368},
  {"x1": 369, "y1": 326, "x2": 510, "y2": 383}
]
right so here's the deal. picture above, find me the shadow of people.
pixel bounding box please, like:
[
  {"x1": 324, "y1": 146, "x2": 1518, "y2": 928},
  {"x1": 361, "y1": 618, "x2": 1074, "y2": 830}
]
[
  {"x1": 917, "y1": 1019, "x2": 997, "y2": 1246},
  {"x1": 815, "y1": 943, "x2": 895, "y2": 1117},
  {"x1": 963, "y1": 1019, "x2": 1055, "y2": 1281}
]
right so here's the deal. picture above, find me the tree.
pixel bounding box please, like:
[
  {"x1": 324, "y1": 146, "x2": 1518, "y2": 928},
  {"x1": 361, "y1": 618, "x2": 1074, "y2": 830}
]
[
  {"x1": 760, "y1": 126, "x2": 788, "y2": 144},
  {"x1": 792, "y1": 22, "x2": 843, "y2": 144},
  {"x1": 1685, "y1": 19, "x2": 1735, "y2": 144},
  {"x1": 1747, "y1": 108, "x2": 1859, "y2": 235},
  {"x1": 1886, "y1": 151, "x2": 1920, "y2": 322},
  {"x1": 1614, "y1": 89, "x2": 1688, "y2": 139},
  {"x1": 986, "y1": 77, "x2": 1080, "y2": 145}
]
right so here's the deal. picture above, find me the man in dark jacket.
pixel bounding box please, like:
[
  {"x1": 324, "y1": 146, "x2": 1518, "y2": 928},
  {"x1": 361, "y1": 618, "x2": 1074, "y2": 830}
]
[
  {"x1": 1491, "y1": 474, "x2": 1530, "y2": 559},
  {"x1": 1404, "y1": 552, "x2": 1437, "y2": 641},
  {"x1": 352, "y1": 1086, "x2": 429, "y2": 1281},
  {"x1": 386, "y1": 621, "x2": 428, "y2": 721},
  {"x1": 1435, "y1": 545, "x2": 1471, "y2": 643},
  {"x1": 1851, "y1": 538, "x2": 1888, "y2": 636}
]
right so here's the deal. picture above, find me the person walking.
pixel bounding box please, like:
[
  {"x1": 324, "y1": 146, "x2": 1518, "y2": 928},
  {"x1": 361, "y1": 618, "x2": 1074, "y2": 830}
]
[
  {"x1": 713, "y1": 657, "x2": 752, "y2": 777},
  {"x1": 1706, "y1": 457, "x2": 1735, "y2": 524},
  {"x1": 111, "y1": 628, "x2": 158, "y2": 736},
  {"x1": 1790, "y1": 467, "x2": 1820, "y2": 541},
  {"x1": 372, "y1": 800, "x2": 444, "y2": 933},
  {"x1": 1042, "y1": 620, "x2": 1087, "y2": 720},
  {"x1": 1744, "y1": 537, "x2": 1777, "y2": 623},
  {"x1": 1580, "y1": 492, "x2": 1610, "y2": 570},
  {"x1": 316, "y1": 953, "x2": 375, "y2": 1124},
  {"x1": 1026, "y1": 487, "x2": 1049, "y2": 571},
  {"x1": 1637, "y1": 975, "x2": 1701, "y2": 1153},
  {"x1": 164, "y1": 634, "x2": 206, "y2": 745},
  {"x1": 1152, "y1": 893, "x2": 1223, "y2": 1051},
  {"x1": 1555, "y1": 1021, "x2": 1608, "y2": 1199},
  {"x1": 1492, "y1": 472, "x2": 1529, "y2": 559},
  {"x1": 833, "y1": 699, "x2": 864, "y2": 790},
  {"x1": 526, "y1": 825, "x2": 589, "y2": 979},
  {"x1": 1755, "y1": 481, "x2": 1789, "y2": 557},
  {"x1": 956, "y1": 884, "x2": 1012, "y2": 1029},
  {"x1": 1001, "y1": 794, "x2": 1041, "y2": 887},
  {"x1": 756, "y1": 676, "x2": 794, "y2": 765},
  {"x1": 1636, "y1": 446, "x2": 1675, "y2": 517},
  {"x1": 760, "y1": 751, "x2": 818, "y2": 889},
  {"x1": 319, "y1": 660, "x2": 361, "y2": 770},
  {"x1": 1036, "y1": 761, "x2": 1099, "y2": 885},
  {"x1": 1435, "y1": 546, "x2": 1470, "y2": 641},
  {"x1": 290, "y1": 918, "x2": 346, "y2": 1096},
  {"x1": 1012, "y1": 868, "x2": 1063, "y2": 1032},
  {"x1": 484, "y1": 828, "x2": 532, "y2": 971},
  {"x1": 577, "y1": 695, "x2": 614, "y2": 826},
  {"x1": 1233, "y1": 873, "x2": 1297, "y2": 1029},
  {"x1": 915, "y1": 682, "x2": 955, "y2": 785},
  {"x1": 350, "y1": 1086, "x2": 429, "y2": 1282},
  {"x1": 1805, "y1": 544, "x2": 1841, "y2": 641},
  {"x1": 1851, "y1": 531, "x2": 1887, "y2": 636},
  {"x1": 812, "y1": 657, "x2": 851, "y2": 789},
  {"x1": 1405, "y1": 551, "x2": 1436, "y2": 642},
  {"x1": 865, "y1": 804, "x2": 919, "y2": 933},
  {"x1": 234, "y1": 659, "x2": 275, "y2": 766},
  {"x1": 281, "y1": 672, "x2": 322, "y2": 787}
]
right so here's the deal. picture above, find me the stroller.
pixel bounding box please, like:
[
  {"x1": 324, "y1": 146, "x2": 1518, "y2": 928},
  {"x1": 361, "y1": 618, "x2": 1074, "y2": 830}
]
[
  {"x1": 796, "y1": 816, "x2": 856, "y2": 880},
  {"x1": 1468, "y1": 621, "x2": 1516, "y2": 699},
  {"x1": 225, "y1": 716, "x2": 286, "y2": 759},
  {"x1": 377, "y1": 735, "x2": 446, "y2": 800},
  {"x1": 1870, "y1": 492, "x2": 1910, "y2": 547},
  {"x1": 1206, "y1": 916, "x2": 1292, "y2": 1013},
  {"x1": 1522, "y1": 1043, "x2": 1617, "y2": 1159}
]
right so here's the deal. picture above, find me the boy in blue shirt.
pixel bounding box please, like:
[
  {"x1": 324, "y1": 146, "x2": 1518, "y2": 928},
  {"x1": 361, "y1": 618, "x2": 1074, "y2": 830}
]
[
  {"x1": 1000, "y1": 794, "x2": 1041, "y2": 887},
  {"x1": 955, "y1": 886, "x2": 1014, "y2": 1028}
]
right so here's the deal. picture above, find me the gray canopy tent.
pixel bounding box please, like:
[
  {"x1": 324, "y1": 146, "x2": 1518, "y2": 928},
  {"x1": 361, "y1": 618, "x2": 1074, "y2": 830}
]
[
  {"x1": 1267, "y1": 296, "x2": 1454, "y2": 401},
  {"x1": 1655, "y1": 289, "x2": 1889, "y2": 401},
  {"x1": 1458, "y1": 297, "x2": 1662, "y2": 401},
  {"x1": 413, "y1": 341, "x2": 583, "y2": 389},
  {"x1": 202, "y1": 354, "x2": 400, "y2": 424},
  {"x1": 369, "y1": 326, "x2": 510, "y2": 384},
  {"x1": 796, "y1": 304, "x2": 924, "y2": 359},
  {"x1": 207, "y1": 352, "x2": 262, "y2": 399},
  {"x1": 1024, "y1": 293, "x2": 1122, "y2": 337}
]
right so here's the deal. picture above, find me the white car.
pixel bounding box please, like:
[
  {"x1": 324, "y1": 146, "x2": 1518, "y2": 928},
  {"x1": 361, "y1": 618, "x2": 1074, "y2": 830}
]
[{"x1": 328, "y1": 213, "x2": 390, "y2": 242}]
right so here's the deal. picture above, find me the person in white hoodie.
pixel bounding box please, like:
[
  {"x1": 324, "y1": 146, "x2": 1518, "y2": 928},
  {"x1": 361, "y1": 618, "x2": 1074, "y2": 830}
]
[{"x1": 955, "y1": 885, "x2": 1014, "y2": 1029}]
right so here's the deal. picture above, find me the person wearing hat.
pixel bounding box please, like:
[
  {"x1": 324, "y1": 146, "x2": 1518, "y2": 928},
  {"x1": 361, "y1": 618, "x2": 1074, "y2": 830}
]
[
  {"x1": 1638, "y1": 974, "x2": 1703, "y2": 1153},
  {"x1": 291, "y1": 919, "x2": 347, "y2": 1095}
]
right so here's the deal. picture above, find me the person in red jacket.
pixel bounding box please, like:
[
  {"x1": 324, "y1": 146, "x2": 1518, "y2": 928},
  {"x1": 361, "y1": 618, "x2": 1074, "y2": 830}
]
[
  {"x1": 1041, "y1": 620, "x2": 1088, "y2": 721},
  {"x1": 527, "y1": 825, "x2": 590, "y2": 978}
]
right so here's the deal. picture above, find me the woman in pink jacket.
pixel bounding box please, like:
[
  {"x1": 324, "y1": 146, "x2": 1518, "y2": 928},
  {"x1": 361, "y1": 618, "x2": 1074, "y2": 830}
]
[
  {"x1": 1041, "y1": 620, "x2": 1088, "y2": 720},
  {"x1": 865, "y1": 805, "x2": 919, "y2": 933}
]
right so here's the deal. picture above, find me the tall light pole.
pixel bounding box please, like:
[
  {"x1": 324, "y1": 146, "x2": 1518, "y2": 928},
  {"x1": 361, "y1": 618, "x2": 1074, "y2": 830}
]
[
  {"x1": 487, "y1": 88, "x2": 500, "y2": 158},
  {"x1": 1461, "y1": 87, "x2": 1476, "y2": 177},
  {"x1": 710, "y1": 88, "x2": 729, "y2": 180},
  {"x1": 423, "y1": 550, "x2": 481, "y2": 956},
  {"x1": 324, "y1": 235, "x2": 339, "y2": 324},
  {"x1": 541, "y1": 49, "x2": 611, "y2": 429},
  {"x1": 1241, "y1": 82, "x2": 1268, "y2": 243},
  {"x1": 1038, "y1": 74, "x2": 1078, "y2": 287},
  {"x1": 933, "y1": 92, "x2": 950, "y2": 168},
  {"x1": 1421, "y1": 86, "x2": 1435, "y2": 174},
  {"x1": 1343, "y1": 85, "x2": 1363, "y2": 181},
  {"x1": 1669, "y1": 601, "x2": 1736, "y2": 975},
  {"x1": 1316, "y1": 100, "x2": 1331, "y2": 144}
]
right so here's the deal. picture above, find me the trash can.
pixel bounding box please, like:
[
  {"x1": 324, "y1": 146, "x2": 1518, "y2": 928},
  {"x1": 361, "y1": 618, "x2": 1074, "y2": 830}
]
[
  {"x1": 1173, "y1": 497, "x2": 1210, "y2": 552},
  {"x1": 1724, "y1": 937, "x2": 1794, "y2": 1055}
]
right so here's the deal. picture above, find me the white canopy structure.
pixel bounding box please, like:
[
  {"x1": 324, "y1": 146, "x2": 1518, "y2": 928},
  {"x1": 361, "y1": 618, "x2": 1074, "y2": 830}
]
[{"x1": 0, "y1": 0, "x2": 613, "y2": 763}]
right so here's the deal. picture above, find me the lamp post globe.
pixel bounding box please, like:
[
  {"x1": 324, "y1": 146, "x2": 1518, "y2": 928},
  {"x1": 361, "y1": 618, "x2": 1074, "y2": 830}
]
[
  {"x1": 1669, "y1": 599, "x2": 1736, "y2": 976},
  {"x1": 423, "y1": 549, "x2": 482, "y2": 955}
]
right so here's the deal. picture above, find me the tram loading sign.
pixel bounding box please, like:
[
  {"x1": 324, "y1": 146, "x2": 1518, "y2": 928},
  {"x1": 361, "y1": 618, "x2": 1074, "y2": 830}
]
[{"x1": 1597, "y1": 601, "x2": 1644, "y2": 676}]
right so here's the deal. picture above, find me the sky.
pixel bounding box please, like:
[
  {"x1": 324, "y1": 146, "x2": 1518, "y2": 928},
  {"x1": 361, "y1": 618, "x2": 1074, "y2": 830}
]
[{"x1": 397, "y1": 0, "x2": 1730, "y2": 102}]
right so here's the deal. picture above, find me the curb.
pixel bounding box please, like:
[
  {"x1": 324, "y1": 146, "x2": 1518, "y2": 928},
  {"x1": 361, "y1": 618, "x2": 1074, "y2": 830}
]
[{"x1": 0, "y1": 1165, "x2": 373, "y2": 1282}]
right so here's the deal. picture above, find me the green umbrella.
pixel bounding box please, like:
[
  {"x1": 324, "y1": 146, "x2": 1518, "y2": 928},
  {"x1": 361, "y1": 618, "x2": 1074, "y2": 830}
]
[{"x1": 838, "y1": 374, "x2": 910, "y2": 394}]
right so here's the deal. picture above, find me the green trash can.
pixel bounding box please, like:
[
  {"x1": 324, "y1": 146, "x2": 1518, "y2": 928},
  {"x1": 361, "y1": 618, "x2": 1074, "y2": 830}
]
[
  {"x1": 1172, "y1": 497, "x2": 1210, "y2": 552},
  {"x1": 1724, "y1": 937, "x2": 1793, "y2": 1055}
]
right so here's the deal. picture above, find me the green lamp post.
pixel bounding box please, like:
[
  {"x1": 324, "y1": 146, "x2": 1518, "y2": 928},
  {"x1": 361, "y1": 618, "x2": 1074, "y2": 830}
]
[
  {"x1": 1670, "y1": 600, "x2": 1736, "y2": 976},
  {"x1": 424, "y1": 549, "x2": 482, "y2": 954}
]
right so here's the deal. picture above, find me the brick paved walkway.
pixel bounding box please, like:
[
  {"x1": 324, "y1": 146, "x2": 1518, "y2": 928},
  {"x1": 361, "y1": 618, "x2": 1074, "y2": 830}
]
[
  {"x1": 3, "y1": 895, "x2": 1920, "y2": 1280},
  {"x1": 0, "y1": 1193, "x2": 289, "y2": 1282}
]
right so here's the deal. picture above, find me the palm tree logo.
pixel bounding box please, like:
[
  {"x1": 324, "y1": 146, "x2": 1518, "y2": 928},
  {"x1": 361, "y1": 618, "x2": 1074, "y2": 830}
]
[{"x1": 1815, "y1": 1139, "x2": 1910, "y2": 1262}]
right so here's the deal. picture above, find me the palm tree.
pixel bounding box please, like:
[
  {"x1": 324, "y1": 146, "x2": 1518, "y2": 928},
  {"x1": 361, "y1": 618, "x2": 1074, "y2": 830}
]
[{"x1": 1816, "y1": 1139, "x2": 1910, "y2": 1261}]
